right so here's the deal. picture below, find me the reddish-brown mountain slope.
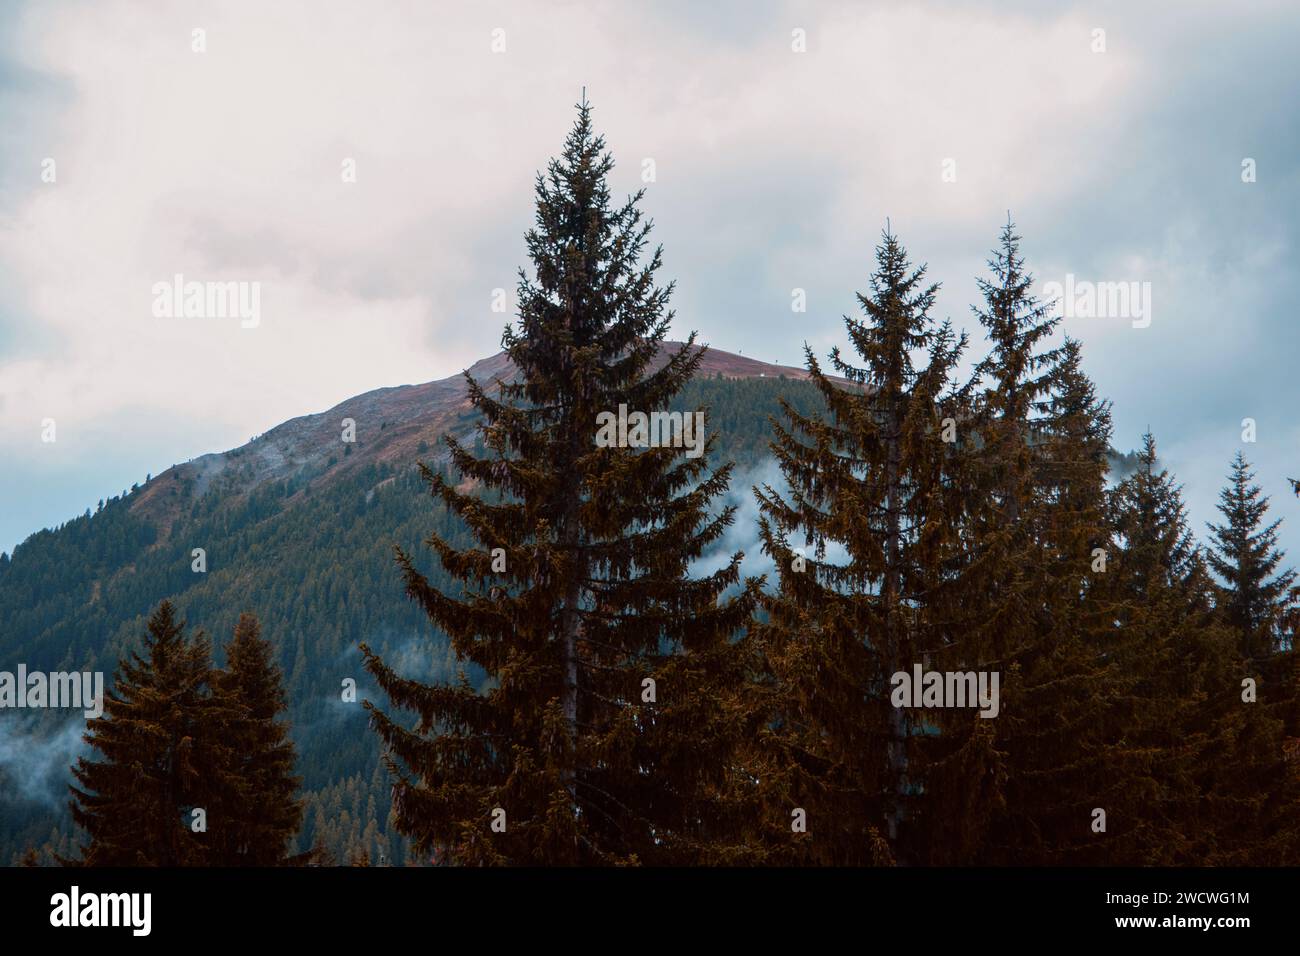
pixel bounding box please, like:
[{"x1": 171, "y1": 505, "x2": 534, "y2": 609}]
[{"x1": 129, "y1": 342, "x2": 832, "y2": 534}]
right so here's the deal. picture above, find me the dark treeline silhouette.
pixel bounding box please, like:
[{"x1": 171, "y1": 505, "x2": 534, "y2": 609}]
[
  {"x1": 364, "y1": 102, "x2": 1300, "y2": 866},
  {"x1": 10, "y1": 101, "x2": 1300, "y2": 867}
]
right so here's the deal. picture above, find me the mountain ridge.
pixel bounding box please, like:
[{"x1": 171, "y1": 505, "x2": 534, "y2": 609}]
[{"x1": 125, "y1": 341, "x2": 830, "y2": 541}]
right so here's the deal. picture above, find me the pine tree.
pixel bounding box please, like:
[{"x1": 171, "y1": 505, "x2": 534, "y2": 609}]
[
  {"x1": 1093, "y1": 433, "x2": 1223, "y2": 864},
  {"x1": 68, "y1": 601, "x2": 233, "y2": 866},
  {"x1": 1038, "y1": 338, "x2": 1113, "y2": 605},
  {"x1": 361, "y1": 98, "x2": 759, "y2": 865},
  {"x1": 1114, "y1": 435, "x2": 1206, "y2": 602},
  {"x1": 210, "y1": 612, "x2": 304, "y2": 865},
  {"x1": 752, "y1": 226, "x2": 967, "y2": 863},
  {"x1": 912, "y1": 223, "x2": 1094, "y2": 865},
  {"x1": 964, "y1": 335, "x2": 1138, "y2": 864},
  {"x1": 968, "y1": 218, "x2": 1063, "y2": 521},
  {"x1": 1198, "y1": 453, "x2": 1300, "y2": 862},
  {"x1": 1207, "y1": 453, "x2": 1297, "y2": 660}
]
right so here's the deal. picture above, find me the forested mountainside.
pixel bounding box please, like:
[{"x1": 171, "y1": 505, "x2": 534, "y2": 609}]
[{"x1": 0, "y1": 350, "x2": 832, "y2": 864}]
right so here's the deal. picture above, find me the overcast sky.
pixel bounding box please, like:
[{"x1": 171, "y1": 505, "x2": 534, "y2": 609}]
[{"x1": 3, "y1": 0, "x2": 1299, "y2": 565}]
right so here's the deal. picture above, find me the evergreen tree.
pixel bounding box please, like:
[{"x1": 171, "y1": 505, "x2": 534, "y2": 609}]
[
  {"x1": 1199, "y1": 453, "x2": 1300, "y2": 862},
  {"x1": 1095, "y1": 433, "x2": 1224, "y2": 864},
  {"x1": 913, "y1": 224, "x2": 1094, "y2": 865},
  {"x1": 968, "y1": 218, "x2": 1063, "y2": 522},
  {"x1": 68, "y1": 601, "x2": 233, "y2": 866},
  {"x1": 964, "y1": 336, "x2": 1129, "y2": 864},
  {"x1": 1114, "y1": 435, "x2": 1207, "y2": 602},
  {"x1": 362, "y1": 99, "x2": 758, "y2": 865},
  {"x1": 1207, "y1": 453, "x2": 1297, "y2": 659},
  {"x1": 752, "y1": 226, "x2": 967, "y2": 863},
  {"x1": 210, "y1": 612, "x2": 304, "y2": 865},
  {"x1": 1038, "y1": 338, "x2": 1114, "y2": 602}
]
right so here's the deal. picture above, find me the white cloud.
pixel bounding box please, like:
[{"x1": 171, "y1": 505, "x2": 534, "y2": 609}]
[{"x1": 2, "y1": 0, "x2": 1298, "y2": 559}]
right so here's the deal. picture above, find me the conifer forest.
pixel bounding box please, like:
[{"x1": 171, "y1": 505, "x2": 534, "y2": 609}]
[{"x1": 1, "y1": 1, "x2": 1296, "y2": 941}]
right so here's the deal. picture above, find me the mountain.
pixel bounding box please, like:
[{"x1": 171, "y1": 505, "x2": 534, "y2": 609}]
[
  {"x1": 131, "y1": 342, "x2": 832, "y2": 528},
  {"x1": 0, "y1": 343, "x2": 833, "y2": 865}
]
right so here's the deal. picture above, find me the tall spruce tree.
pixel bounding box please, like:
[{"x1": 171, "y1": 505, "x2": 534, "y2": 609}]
[
  {"x1": 210, "y1": 612, "x2": 304, "y2": 865},
  {"x1": 361, "y1": 99, "x2": 759, "y2": 865},
  {"x1": 1207, "y1": 453, "x2": 1297, "y2": 660},
  {"x1": 752, "y1": 226, "x2": 968, "y2": 863},
  {"x1": 1201, "y1": 453, "x2": 1300, "y2": 861},
  {"x1": 967, "y1": 218, "x2": 1063, "y2": 525},
  {"x1": 1095, "y1": 433, "x2": 1225, "y2": 864},
  {"x1": 68, "y1": 601, "x2": 235, "y2": 866},
  {"x1": 1111, "y1": 435, "x2": 1207, "y2": 600},
  {"x1": 1038, "y1": 337, "x2": 1114, "y2": 605},
  {"x1": 912, "y1": 224, "x2": 1098, "y2": 865},
  {"x1": 951, "y1": 334, "x2": 1138, "y2": 865}
]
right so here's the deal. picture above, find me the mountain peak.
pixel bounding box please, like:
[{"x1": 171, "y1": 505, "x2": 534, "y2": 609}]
[{"x1": 129, "y1": 342, "x2": 818, "y2": 530}]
